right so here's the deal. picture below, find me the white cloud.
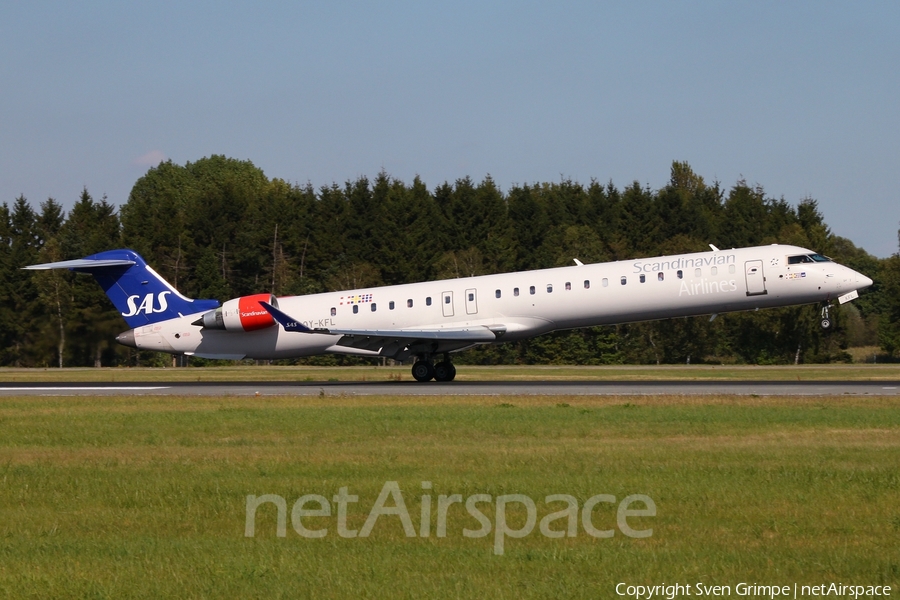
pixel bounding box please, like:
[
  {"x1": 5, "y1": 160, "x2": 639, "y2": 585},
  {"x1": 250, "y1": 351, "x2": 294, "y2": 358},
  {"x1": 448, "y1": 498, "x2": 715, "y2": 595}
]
[{"x1": 133, "y1": 150, "x2": 167, "y2": 166}]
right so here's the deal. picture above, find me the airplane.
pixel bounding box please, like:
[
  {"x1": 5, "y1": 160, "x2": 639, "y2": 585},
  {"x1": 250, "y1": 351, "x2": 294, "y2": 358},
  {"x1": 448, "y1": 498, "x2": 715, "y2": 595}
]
[{"x1": 25, "y1": 244, "x2": 873, "y2": 381}]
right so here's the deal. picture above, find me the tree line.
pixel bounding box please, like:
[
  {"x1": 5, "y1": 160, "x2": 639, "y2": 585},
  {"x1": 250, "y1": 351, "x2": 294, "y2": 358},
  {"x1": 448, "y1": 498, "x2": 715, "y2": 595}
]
[{"x1": 2, "y1": 156, "x2": 898, "y2": 368}]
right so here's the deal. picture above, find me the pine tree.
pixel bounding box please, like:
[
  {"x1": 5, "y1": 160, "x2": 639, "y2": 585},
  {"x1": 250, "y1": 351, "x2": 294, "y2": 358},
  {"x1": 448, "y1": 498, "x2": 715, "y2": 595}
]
[{"x1": 6, "y1": 197, "x2": 42, "y2": 365}]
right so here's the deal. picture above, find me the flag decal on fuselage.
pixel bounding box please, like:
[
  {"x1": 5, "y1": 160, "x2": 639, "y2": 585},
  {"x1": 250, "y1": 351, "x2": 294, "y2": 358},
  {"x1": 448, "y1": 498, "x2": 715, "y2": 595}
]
[{"x1": 340, "y1": 294, "x2": 373, "y2": 306}]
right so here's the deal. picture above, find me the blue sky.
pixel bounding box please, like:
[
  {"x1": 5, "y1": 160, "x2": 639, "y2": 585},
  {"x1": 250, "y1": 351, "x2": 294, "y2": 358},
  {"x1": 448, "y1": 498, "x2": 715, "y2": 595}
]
[{"x1": 2, "y1": 1, "x2": 898, "y2": 256}]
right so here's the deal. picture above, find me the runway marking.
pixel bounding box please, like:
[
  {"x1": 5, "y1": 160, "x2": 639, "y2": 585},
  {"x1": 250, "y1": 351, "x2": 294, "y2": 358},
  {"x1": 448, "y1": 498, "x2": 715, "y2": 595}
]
[
  {"x1": 0, "y1": 386, "x2": 170, "y2": 391},
  {"x1": 2, "y1": 382, "x2": 899, "y2": 397}
]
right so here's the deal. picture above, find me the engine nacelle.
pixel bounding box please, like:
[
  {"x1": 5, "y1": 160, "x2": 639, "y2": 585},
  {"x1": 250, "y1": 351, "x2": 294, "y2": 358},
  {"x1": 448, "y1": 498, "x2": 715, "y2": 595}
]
[{"x1": 194, "y1": 293, "x2": 278, "y2": 332}]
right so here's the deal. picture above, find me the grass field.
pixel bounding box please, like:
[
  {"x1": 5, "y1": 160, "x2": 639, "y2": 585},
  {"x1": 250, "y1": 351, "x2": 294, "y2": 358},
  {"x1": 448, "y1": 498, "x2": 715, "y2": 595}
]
[
  {"x1": 2, "y1": 363, "x2": 900, "y2": 383},
  {"x1": 1, "y1": 392, "x2": 898, "y2": 598}
]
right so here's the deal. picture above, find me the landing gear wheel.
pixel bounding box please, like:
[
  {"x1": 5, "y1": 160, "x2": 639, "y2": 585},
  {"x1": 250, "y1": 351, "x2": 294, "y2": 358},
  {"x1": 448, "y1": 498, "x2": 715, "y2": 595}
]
[
  {"x1": 411, "y1": 361, "x2": 435, "y2": 382},
  {"x1": 433, "y1": 361, "x2": 456, "y2": 382},
  {"x1": 821, "y1": 318, "x2": 832, "y2": 330}
]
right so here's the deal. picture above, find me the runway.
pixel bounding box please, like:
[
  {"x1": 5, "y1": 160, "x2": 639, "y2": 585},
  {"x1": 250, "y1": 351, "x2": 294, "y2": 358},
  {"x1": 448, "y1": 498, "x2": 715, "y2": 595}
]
[{"x1": 1, "y1": 380, "x2": 899, "y2": 396}]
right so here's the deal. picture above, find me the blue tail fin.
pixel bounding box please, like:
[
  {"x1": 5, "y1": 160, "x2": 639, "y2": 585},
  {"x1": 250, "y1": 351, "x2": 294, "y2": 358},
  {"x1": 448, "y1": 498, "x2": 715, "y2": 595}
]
[{"x1": 25, "y1": 249, "x2": 220, "y2": 328}]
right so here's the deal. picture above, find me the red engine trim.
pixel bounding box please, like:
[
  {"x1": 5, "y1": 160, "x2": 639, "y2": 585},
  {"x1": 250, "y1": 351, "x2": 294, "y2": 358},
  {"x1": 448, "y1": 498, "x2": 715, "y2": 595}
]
[{"x1": 237, "y1": 293, "x2": 276, "y2": 331}]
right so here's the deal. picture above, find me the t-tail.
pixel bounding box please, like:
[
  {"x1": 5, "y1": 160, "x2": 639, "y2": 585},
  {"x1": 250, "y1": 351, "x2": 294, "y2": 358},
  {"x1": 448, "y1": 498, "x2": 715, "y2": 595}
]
[{"x1": 24, "y1": 249, "x2": 220, "y2": 328}]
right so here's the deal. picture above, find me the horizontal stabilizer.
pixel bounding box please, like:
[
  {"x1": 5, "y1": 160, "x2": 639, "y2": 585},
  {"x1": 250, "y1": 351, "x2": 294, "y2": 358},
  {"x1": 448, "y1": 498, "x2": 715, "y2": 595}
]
[{"x1": 24, "y1": 258, "x2": 136, "y2": 270}]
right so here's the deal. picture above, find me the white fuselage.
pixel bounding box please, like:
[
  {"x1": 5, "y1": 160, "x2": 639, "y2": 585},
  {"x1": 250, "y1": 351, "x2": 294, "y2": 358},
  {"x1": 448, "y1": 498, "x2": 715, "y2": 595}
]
[{"x1": 128, "y1": 244, "x2": 872, "y2": 360}]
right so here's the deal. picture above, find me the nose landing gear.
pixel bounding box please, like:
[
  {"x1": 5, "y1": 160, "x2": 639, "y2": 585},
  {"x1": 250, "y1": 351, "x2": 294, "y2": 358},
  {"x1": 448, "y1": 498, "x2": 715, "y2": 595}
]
[
  {"x1": 820, "y1": 303, "x2": 832, "y2": 330},
  {"x1": 411, "y1": 354, "x2": 457, "y2": 382}
]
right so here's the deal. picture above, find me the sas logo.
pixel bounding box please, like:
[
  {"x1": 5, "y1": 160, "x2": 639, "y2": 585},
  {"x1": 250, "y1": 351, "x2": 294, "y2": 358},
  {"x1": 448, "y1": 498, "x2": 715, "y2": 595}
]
[{"x1": 122, "y1": 292, "x2": 172, "y2": 317}]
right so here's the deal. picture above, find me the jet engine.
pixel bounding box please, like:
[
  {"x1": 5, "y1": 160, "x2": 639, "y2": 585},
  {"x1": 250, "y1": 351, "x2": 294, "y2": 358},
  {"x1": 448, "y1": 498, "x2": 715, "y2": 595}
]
[{"x1": 194, "y1": 293, "x2": 278, "y2": 332}]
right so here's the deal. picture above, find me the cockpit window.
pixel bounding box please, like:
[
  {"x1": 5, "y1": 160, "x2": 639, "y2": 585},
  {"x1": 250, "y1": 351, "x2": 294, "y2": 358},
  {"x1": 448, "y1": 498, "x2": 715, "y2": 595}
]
[{"x1": 788, "y1": 254, "x2": 832, "y2": 264}]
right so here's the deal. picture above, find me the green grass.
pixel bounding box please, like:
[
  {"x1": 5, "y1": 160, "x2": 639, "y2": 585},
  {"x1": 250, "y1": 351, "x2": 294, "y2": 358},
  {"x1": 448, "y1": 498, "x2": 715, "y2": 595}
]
[
  {"x1": 1, "y1": 394, "x2": 899, "y2": 598},
  {"x1": 2, "y1": 363, "x2": 900, "y2": 382}
]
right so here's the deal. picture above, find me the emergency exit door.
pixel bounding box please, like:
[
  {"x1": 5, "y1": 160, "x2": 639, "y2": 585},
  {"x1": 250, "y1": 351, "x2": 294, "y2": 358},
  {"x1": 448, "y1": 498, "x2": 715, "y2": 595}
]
[
  {"x1": 442, "y1": 291, "x2": 454, "y2": 317},
  {"x1": 465, "y1": 288, "x2": 478, "y2": 314}
]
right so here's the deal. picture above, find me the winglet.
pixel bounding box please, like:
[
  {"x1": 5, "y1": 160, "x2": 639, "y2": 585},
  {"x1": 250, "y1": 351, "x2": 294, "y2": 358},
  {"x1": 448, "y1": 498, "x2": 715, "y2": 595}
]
[{"x1": 259, "y1": 301, "x2": 314, "y2": 333}]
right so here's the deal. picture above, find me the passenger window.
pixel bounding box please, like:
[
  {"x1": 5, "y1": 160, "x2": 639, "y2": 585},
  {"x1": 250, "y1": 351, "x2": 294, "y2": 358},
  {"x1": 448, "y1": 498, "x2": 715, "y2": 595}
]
[
  {"x1": 468, "y1": 292, "x2": 474, "y2": 301},
  {"x1": 514, "y1": 287, "x2": 519, "y2": 297},
  {"x1": 371, "y1": 303, "x2": 376, "y2": 312},
  {"x1": 445, "y1": 295, "x2": 451, "y2": 304},
  {"x1": 639, "y1": 274, "x2": 646, "y2": 283},
  {"x1": 584, "y1": 280, "x2": 590, "y2": 289},
  {"x1": 353, "y1": 305, "x2": 359, "y2": 314},
  {"x1": 677, "y1": 270, "x2": 683, "y2": 279},
  {"x1": 495, "y1": 289, "x2": 501, "y2": 298},
  {"x1": 621, "y1": 276, "x2": 627, "y2": 285},
  {"x1": 565, "y1": 282, "x2": 571, "y2": 291},
  {"x1": 711, "y1": 266, "x2": 717, "y2": 275},
  {"x1": 658, "y1": 272, "x2": 664, "y2": 281},
  {"x1": 330, "y1": 307, "x2": 336, "y2": 316},
  {"x1": 695, "y1": 268, "x2": 702, "y2": 278},
  {"x1": 426, "y1": 297, "x2": 432, "y2": 306},
  {"x1": 602, "y1": 278, "x2": 608, "y2": 287},
  {"x1": 407, "y1": 299, "x2": 413, "y2": 308},
  {"x1": 529, "y1": 286, "x2": 535, "y2": 295},
  {"x1": 389, "y1": 301, "x2": 395, "y2": 310},
  {"x1": 547, "y1": 284, "x2": 553, "y2": 293}
]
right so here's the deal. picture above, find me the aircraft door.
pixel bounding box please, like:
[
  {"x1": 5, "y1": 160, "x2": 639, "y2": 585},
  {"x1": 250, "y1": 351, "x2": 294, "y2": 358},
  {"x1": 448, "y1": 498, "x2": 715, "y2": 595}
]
[
  {"x1": 744, "y1": 260, "x2": 768, "y2": 296},
  {"x1": 442, "y1": 291, "x2": 454, "y2": 317},
  {"x1": 465, "y1": 288, "x2": 478, "y2": 315}
]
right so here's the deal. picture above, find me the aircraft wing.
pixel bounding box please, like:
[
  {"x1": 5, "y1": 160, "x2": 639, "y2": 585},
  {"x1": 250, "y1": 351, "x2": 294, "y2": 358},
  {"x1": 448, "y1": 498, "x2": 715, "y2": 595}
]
[
  {"x1": 325, "y1": 327, "x2": 499, "y2": 355},
  {"x1": 259, "y1": 301, "x2": 504, "y2": 355}
]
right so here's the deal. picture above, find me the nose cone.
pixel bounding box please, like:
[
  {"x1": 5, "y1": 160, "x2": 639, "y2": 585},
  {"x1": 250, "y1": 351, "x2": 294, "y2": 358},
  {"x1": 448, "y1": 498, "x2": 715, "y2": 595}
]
[
  {"x1": 116, "y1": 329, "x2": 136, "y2": 348},
  {"x1": 857, "y1": 272, "x2": 874, "y2": 290}
]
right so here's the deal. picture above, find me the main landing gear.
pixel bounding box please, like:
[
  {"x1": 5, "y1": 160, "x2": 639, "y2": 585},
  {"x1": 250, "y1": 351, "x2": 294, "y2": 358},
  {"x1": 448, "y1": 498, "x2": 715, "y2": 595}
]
[
  {"x1": 820, "y1": 303, "x2": 832, "y2": 330},
  {"x1": 411, "y1": 354, "x2": 457, "y2": 382}
]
